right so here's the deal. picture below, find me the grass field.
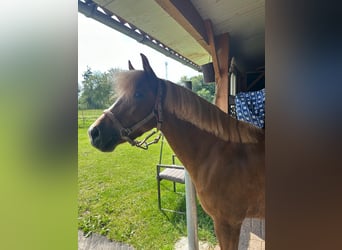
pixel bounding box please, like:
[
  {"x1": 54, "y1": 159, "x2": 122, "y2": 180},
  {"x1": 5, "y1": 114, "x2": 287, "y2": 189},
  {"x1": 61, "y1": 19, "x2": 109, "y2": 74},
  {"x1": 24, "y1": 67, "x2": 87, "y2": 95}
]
[{"x1": 78, "y1": 110, "x2": 216, "y2": 249}]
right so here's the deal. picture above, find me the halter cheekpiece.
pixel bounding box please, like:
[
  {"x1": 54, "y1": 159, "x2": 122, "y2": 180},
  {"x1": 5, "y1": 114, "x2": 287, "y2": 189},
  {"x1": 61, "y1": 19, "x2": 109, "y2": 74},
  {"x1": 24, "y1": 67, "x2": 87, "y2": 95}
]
[{"x1": 103, "y1": 80, "x2": 163, "y2": 149}]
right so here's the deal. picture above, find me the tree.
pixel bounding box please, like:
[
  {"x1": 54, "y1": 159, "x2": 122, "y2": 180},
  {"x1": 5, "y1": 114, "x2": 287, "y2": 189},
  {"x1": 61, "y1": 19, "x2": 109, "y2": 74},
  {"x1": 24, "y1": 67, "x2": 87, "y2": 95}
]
[
  {"x1": 197, "y1": 88, "x2": 213, "y2": 102},
  {"x1": 78, "y1": 67, "x2": 114, "y2": 110},
  {"x1": 179, "y1": 74, "x2": 215, "y2": 103}
]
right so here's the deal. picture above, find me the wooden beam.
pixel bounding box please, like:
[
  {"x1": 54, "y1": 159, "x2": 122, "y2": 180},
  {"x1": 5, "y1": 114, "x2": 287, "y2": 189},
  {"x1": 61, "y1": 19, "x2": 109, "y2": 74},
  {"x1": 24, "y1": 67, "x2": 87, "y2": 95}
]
[
  {"x1": 204, "y1": 18, "x2": 230, "y2": 113},
  {"x1": 153, "y1": 1, "x2": 231, "y2": 112},
  {"x1": 216, "y1": 33, "x2": 229, "y2": 78},
  {"x1": 214, "y1": 33, "x2": 230, "y2": 113},
  {"x1": 155, "y1": 0, "x2": 210, "y2": 53},
  {"x1": 204, "y1": 19, "x2": 220, "y2": 78}
]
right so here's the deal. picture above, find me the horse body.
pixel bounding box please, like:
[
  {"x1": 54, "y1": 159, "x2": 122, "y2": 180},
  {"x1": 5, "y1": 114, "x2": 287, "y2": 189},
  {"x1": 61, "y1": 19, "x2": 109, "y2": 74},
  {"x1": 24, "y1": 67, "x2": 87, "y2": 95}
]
[
  {"x1": 88, "y1": 54, "x2": 265, "y2": 250},
  {"x1": 159, "y1": 83, "x2": 265, "y2": 249}
]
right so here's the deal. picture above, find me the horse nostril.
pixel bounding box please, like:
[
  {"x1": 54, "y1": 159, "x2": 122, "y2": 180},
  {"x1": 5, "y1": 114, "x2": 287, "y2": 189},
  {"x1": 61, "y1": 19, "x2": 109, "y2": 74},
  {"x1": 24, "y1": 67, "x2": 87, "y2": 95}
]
[{"x1": 89, "y1": 126, "x2": 100, "y2": 140}]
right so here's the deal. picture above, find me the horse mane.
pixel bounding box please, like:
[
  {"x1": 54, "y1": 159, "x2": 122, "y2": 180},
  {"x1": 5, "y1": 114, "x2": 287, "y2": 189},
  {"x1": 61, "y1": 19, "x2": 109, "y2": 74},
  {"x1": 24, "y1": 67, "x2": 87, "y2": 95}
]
[{"x1": 163, "y1": 80, "x2": 264, "y2": 143}]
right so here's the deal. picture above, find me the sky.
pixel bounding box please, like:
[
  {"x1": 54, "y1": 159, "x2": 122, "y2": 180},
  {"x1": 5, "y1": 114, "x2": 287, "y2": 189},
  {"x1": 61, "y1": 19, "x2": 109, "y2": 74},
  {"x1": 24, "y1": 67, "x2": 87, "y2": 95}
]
[{"x1": 78, "y1": 13, "x2": 199, "y2": 83}]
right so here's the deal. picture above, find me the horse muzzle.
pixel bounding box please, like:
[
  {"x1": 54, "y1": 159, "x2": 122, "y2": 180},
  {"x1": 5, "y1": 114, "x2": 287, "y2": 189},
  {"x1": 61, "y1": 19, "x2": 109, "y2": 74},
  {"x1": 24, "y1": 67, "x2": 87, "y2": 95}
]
[{"x1": 88, "y1": 124, "x2": 122, "y2": 152}]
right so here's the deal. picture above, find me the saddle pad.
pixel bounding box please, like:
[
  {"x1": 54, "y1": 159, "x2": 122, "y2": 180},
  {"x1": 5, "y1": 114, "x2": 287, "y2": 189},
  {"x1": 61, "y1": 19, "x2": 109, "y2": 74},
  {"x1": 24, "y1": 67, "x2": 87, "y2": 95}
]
[{"x1": 235, "y1": 88, "x2": 265, "y2": 128}]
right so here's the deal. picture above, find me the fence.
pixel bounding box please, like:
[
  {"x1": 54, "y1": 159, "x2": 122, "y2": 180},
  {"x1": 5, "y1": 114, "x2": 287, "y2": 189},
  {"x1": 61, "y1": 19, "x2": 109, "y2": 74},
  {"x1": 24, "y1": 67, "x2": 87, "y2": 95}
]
[{"x1": 78, "y1": 109, "x2": 103, "y2": 128}]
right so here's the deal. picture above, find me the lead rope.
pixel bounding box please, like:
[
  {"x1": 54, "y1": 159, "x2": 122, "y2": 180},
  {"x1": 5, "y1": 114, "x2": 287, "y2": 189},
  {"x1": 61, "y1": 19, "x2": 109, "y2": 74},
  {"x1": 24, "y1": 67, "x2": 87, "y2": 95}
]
[{"x1": 134, "y1": 130, "x2": 162, "y2": 150}]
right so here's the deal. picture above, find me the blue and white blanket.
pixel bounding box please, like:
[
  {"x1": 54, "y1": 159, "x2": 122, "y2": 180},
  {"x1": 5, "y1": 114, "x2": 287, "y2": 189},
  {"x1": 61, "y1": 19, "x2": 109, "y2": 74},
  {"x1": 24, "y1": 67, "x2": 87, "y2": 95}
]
[{"x1": 235, "y1": 88, "x2": 265, "y2": 128}]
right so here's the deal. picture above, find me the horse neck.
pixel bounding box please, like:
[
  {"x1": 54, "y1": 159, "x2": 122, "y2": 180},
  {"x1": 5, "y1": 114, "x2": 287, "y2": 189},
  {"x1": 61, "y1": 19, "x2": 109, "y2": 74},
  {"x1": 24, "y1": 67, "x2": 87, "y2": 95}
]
[
  {"x1": 159, "y1": 80, "x2": 264, "y2": 178},
  {"x1": 161, "y1": 80, "x2": 263, "y2": 144},
  {"x1": 160, "y1": 112, "x2": 215, "y2": 177}
]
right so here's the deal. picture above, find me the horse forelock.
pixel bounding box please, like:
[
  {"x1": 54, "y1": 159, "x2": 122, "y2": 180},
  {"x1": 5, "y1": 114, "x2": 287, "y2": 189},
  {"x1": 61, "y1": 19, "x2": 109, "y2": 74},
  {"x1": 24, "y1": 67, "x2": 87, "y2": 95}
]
[{"x1": 163, "y1": 80, "x2": 264, "y2": 143}]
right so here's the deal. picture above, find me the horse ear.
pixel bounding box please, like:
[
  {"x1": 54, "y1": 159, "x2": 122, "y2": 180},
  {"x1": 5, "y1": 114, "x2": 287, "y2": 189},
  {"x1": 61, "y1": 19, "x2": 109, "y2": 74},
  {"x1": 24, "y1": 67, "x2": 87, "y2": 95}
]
[
  {"x1": 140, "y1": 53, "x2": 157, "y2": 78},
  {"x1": 128, "y1": 60, "x2": 135, "y2": 70}
]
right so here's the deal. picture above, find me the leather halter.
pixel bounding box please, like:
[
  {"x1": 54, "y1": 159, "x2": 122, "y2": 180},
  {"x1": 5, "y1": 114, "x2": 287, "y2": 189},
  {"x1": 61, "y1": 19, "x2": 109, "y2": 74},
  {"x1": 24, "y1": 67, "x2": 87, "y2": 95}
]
[{"x1": 103, "y1": 80, "x2": 163, "y2": 147}]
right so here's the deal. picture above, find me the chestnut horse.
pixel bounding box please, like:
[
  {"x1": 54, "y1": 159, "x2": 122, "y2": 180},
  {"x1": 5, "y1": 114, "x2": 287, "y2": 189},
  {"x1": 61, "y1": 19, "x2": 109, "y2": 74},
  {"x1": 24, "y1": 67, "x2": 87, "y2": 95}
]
[{"x1": 88, "y1": 54, "x2": 265, "y2": 249}]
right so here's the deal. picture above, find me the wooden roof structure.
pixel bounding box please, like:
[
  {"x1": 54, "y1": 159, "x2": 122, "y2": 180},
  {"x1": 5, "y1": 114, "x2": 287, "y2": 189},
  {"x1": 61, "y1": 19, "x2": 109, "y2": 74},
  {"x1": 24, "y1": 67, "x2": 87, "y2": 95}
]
[{"x1": 79, "y1": 0, "x2": 265, "y2": 112}]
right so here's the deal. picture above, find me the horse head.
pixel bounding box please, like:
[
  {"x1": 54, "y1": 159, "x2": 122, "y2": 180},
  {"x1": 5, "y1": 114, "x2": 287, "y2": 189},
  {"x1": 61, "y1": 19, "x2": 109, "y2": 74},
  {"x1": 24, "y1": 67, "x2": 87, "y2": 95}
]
[{"x1": 88, "y1": 54, "x2": 162, "y2": 152}]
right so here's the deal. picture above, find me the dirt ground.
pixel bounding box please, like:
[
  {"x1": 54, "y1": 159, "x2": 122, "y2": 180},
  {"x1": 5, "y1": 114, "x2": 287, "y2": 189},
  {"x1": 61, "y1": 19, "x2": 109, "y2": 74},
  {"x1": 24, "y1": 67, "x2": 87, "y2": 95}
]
[{"x1": 78, "y1": 231, "x2": 264, "y2": 250}]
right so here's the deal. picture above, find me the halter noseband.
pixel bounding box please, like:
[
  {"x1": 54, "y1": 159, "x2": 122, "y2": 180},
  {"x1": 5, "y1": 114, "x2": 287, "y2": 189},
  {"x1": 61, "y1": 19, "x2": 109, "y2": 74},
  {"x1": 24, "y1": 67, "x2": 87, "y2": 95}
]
[{"x1": 103, "y1": 81, "x2": 163, "y2": 149}]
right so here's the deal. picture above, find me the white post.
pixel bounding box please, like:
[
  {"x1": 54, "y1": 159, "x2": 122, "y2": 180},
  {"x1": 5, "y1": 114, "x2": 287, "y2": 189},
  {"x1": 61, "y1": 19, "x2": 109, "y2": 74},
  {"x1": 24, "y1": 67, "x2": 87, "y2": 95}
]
[
  {"x1": 183, "y1": 81, "x2": 199, "y2": 250},
  {"x1": 230, "y1": 57, "x2": 236, "y2": 96},
  {"x1": 230, "y1": 72, "x2": 236, "y2": 96},
  {"x1": 185, "y1": 171, "x2": 199, "y2": 250},
  {"x1": 165, "y1": 61, "x2": 168, "y2": 80}
]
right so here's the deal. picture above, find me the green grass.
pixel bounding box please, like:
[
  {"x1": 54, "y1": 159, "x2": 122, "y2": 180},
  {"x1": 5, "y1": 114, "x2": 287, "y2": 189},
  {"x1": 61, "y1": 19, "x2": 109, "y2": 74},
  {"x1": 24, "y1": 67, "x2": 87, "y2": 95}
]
[
  {"x1": 78, "y1": 109, "x2": 103, "y2": 128},
  {"x1": 78, "y1": 109, "x2": 216, "y2": 249}
]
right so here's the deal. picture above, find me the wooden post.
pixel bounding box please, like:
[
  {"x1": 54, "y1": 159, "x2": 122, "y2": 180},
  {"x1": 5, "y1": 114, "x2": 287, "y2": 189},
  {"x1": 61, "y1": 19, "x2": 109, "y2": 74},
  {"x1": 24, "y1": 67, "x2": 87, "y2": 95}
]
[
  {"x1": 215, "y1": 33, "x2": 229, "y2": 113},
  {"x1": 204, "y1": 20, "x2": 230, "y2": 113}
]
